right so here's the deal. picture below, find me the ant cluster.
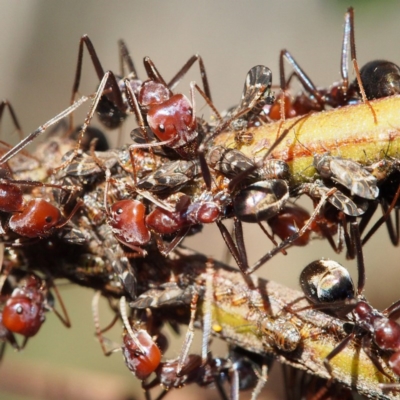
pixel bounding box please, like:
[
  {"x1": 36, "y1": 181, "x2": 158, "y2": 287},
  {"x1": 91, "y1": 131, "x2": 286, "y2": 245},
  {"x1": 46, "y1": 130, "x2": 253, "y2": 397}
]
[{"x1": 0, "y1": 6, "x2": 400, "y2": 400}]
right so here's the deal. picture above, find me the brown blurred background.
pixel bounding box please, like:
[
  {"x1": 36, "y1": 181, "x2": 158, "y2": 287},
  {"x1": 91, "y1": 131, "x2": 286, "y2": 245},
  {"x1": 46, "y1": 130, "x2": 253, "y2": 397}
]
[{"x1": 0, "y1": 0, "x2": 399, "y2": 399}]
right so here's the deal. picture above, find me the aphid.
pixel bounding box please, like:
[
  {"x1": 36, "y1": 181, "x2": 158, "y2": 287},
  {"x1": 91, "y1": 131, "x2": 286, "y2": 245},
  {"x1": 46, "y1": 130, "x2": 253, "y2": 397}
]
[
  {"x1": 260, "y1": 316, "x2": 302, "y2": 353},
  {"x1": 299, "y1": 221, "x2": 400, "y2": 383},
  {"x1": 313, "y1": 153, "x2": 379, "y2": 200},
  {"x1": 136, "y1": 159, "x2": 201, "y2": 194},
  {"x1": 296, "y1": 180, "x2": 367, "y2": 217},
  {"x1": 197, "y1": 65, "x2": 274, "y2": 169},
  {"x1": 218, "y1": 65, "x2": 275, "y2": 144}
]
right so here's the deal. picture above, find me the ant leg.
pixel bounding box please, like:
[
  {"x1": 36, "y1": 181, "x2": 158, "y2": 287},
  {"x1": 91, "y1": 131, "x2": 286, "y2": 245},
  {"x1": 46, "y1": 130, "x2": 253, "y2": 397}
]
[
  {"x1": 168, "y1": 55, "x2": 212, "y2": 101},
  {"x1": 153, "y1": 226, "x2": 191, "y2": 257},
  {"x1": 124, "y1": 77, "x2": 149, "y2": 140},
  {"x1": 176, "y1": 291, "x2": 199, "y2": 375},
  {"x1": 0, "y1": 100, "x2": 24, "y2": 140},
  {"x1": 251, "y1": 363, "x2": 269, "y2": 400},
  {"x1": 0, "y1": 95, "x2": 90, "y2": 166},
  {"x1": 361, "y1": 335, "x2": 392, "y2": 378},
  {"x1": 143, "y1": 57, "x2": 169, "y2": 89},
  {"x1": 383, "y1": 298, "x2": 400, "y2": 320},
  {"x1": 323, "y1": 331, "x2": 355, "y2": 376},
  {"x1": 56, "y1": 71, "x2": 122, "y2": 172},
  {"x1": 280, "y1": 50, "x2": 324, "y2": 108},
  {"x1": 118, "y1": 39, "x2": 138, "y2": 79},
  {"x1": 216, "y1": 219, "x2": 247, "y2": 274},
  {"x1": 69, "y1": 35, "x2": 106, "y2": 130},
  {"x1": 349, "y1": 221, "x2": 366, "y2": 296},
  {"x1": 189, "y1": 81, "x2": 223, "y2": 189},
  {"x1": 247, "y1": 188, "x2": 338, "y2": 274},
  {"x1": 46, "y1": 279, "x2": 71, "y2": 328},
  {"x1": 362, "y1": 185, "x2": 400, "y2": 246},
  {"x1": 352, "y1": 59, "x2": 377, "y2": 124},
  {"x1": 92, "y1": 291, "x2": 121, "y2": 356}
]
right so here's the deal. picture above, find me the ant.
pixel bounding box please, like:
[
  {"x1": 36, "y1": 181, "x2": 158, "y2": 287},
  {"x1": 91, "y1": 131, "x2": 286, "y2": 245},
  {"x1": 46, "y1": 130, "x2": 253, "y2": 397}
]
[
  {"x1": 142, "y1": 348, "x2": 271, "y2": 400},
  {"x1": 267, "y1": 8, "x2": 374, "y2": 122},
  {"x1": 0, "y1": 271, "x2": 70, "y2": 351},
  {"x1": 70, "y1": 36, "x2": 212, "y2": 132},
  {"x1": 298, "y1": 221, "x2": 400, "y2": 387}
]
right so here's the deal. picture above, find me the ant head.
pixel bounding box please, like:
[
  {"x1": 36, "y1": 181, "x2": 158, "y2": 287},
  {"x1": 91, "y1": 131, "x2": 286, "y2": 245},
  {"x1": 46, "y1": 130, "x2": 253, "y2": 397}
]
[
  {"x1": 147, "y1": 94, "x2": 196, "y2": 148},
  {"x1": 8, "y1": 199, "x2": 62, "y2": 238},
  {"x1": 108, "y1": 199, "x2": 151, "y2": 246}
]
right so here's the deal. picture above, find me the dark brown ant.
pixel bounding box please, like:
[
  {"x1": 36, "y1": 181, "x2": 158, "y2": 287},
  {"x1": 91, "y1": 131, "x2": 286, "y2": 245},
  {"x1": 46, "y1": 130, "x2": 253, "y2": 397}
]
[
  {"x1": 298, "y1": 221, "x2": 400, "y2": 387},
  {"x1": 267, "y1": 8, "x2": 375, "y2": 122}
]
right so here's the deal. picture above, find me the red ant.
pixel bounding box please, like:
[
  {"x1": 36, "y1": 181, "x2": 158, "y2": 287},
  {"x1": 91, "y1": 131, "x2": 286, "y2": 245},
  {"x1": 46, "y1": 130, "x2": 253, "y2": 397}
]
[
  {"x1": 298, "y1": 221, "x2": 400, "y2": 388},
  {"x1": 104, "y1": 165, "x2": 224, "y2": 258},
  {"x1": 0, "y1": 170, "x2": 81, "y2": 240},
  {"x1": 0, "y1": 271, "x2": 70, "y2": 351},
  {"x1": 70, "y1": 36, "x2": 212, "y2": 133}
]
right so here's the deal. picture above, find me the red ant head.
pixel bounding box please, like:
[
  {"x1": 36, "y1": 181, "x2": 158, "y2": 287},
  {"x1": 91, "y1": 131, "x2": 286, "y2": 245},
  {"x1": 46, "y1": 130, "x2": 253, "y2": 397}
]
[
  {"x1": 0, "y1": 183, "x2": 23, "y2": 212},
  {"x1": 8, "y1": 199, "x2": 62, "y2": 238},
  {"x1": 267, "y1": 204, "x2": 311, "y2": 246},
  {"x1": 109, "y1": 199, "x2": 151, "y2": 246},
  {"x1": 122, "y1": 329, "x2": 162, "y2": 380},
  {"x1": 139, "y1": 80, "x2": 170, "y2": 107},
  {"x1": 2, "y1": 295, "x2": 45, "y2": 337},
  {"x1": 147, "y1": 94, "x2": 196, "y2": 148}
]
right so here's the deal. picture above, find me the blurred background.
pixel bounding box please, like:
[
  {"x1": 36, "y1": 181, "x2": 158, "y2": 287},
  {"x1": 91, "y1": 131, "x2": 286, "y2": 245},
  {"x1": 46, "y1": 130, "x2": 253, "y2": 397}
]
[{"x1": 0, "y1": 0, "x2": 399, "y2": 399}]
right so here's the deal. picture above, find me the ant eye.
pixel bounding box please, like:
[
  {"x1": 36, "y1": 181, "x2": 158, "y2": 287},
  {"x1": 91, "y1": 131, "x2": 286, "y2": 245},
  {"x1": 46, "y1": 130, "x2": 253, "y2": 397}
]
[
  {"x1": 158, "y1": 124, "x2": 165, "y2": 133},
  {"x1": 45, "y1": 216, "x2": 53, "y2": 223},
  {"x1": 16, "y1": 306, "x2": 23, "y2": 314},
  {"x1": 116, "y1": 208, "x2": 123, "y2": 215},
  {"x1": 187, "y1": 109, "x2": 193, "y2": 116}
]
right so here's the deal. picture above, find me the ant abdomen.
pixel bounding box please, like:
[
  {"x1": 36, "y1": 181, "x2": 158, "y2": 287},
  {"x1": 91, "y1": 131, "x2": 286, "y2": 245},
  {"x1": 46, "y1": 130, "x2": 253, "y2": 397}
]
[
  {"x1": 2, "y1": 296, "x2": 45, "y2": 337},
  {"x1": 300, "y1": 259, "x2": 355, "y2": 304},
  {"x1": 357, "y1": 60, "x2": 400, "y2": 100},
  {"x1": 233, "y1": 180, "x2": 289, "y2": 223}
]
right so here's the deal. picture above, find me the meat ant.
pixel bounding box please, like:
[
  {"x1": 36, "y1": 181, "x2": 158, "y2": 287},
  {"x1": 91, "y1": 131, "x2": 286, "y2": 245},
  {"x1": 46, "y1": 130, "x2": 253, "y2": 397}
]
[
  {"x1": 298, "y1": 221, "x2": 400, "y2": 388},
  {"x1": 70, "y1": 35, "x2": 212, "y2": 132},
  {"x1": 267, "y1": 8, "x2": 375, "y2": 122},
  {"x1": 0, "y1": 270, "x2": 70, "y2": 352}
]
